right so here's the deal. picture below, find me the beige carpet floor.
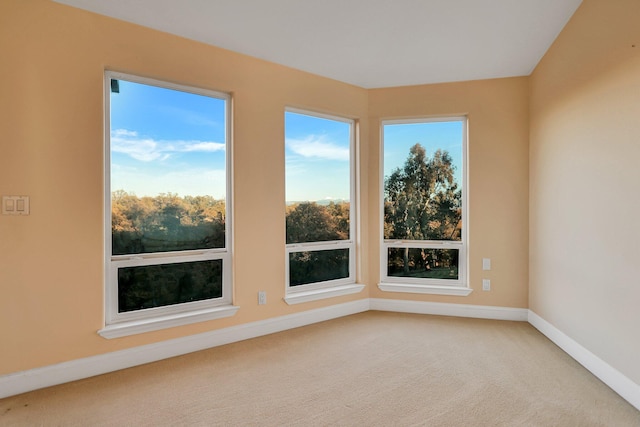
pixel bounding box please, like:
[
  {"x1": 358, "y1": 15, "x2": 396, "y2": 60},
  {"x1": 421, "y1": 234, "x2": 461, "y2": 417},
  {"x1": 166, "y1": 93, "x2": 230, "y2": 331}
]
[{"x1": 1, "y1": 311, "x2": 639, "y2": 426}]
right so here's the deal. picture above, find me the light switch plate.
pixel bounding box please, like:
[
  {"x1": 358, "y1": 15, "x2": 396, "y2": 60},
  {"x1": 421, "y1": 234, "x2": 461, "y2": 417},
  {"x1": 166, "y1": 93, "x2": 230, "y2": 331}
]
[
  {"x1": 482, "y1": 258, "x2": 491, "y2": 270},
  {"x1": 2, "y1": 196, "x2": 30, "y2": 215}
]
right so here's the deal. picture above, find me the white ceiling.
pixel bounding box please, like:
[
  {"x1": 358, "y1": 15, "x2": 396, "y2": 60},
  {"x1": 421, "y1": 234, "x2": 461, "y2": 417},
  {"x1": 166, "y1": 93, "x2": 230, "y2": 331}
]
[{"x1": 53, "y1": 0, "x2": 582, "y2": 88}]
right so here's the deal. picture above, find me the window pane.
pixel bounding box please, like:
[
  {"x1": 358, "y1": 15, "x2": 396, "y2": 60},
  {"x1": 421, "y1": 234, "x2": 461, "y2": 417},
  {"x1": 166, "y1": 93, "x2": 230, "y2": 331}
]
[
  {"x1": 110, "y1": 79, "x2": 227, "y2": 255},
  {"x1": 289, "y1": 248, "x2": 349, "y2": 286},
  {"x1": 285, "y1": 111, "x2": 351, "y2": 244},
  {"x1": 387, "y1": 248, "x2": 459, "y2": 280},
  {"x1": 383, "y1": 121, "x2": 463, "y2": 241},
  {"x1": 118, "y1": 259, "x2": 223, "y2": 312}
]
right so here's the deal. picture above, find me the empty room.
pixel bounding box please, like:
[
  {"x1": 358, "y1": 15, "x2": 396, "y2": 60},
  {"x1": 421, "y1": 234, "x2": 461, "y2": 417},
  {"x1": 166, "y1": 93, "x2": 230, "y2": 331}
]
[{"x1": 1, "y1": 0, "x2": 639, "y2": 425}]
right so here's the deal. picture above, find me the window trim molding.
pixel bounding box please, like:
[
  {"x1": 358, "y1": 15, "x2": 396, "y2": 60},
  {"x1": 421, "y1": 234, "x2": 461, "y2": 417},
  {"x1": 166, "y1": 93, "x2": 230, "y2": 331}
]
[
  {"x1": 103, "y1": 71, "x2": 235, "y2": 334},
  {"x1": 98, "y1": 304, "x2": 240, "y2": 339},
  {"x1": 379, "y1": 116, "x2": 469, "y2": 293},
  {"x1": 377, "y1": 282, "x2": 473, "y2": 296},
  {"x1": 283, "y1": 284, "x2": 365, "y2": 305},
  {"x1": 284, "y1": 108, "x2": 359, "y2": 298}
]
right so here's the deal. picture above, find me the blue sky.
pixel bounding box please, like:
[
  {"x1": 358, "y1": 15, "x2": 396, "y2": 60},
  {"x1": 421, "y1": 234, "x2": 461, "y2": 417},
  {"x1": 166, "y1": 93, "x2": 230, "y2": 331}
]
[
  {"x1": 110, "y1": 79, "x2": 227, "y2": 199},
  {"x1": 383, "y1": 120, "x2": 463, "y2": 187},
  {"x1": 285, "y1": 111, "x2": 351, "y2": 203},
  {"x1": 110, "y1": 79, "x2": 462, "y2": 202}
]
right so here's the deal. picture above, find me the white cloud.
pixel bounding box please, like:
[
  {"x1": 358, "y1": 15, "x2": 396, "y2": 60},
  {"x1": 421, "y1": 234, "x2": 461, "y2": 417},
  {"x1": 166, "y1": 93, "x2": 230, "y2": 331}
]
[
  {"x1": 180, "y1": 142, "x2": 226, "y2": 152},
  {"x1": 112, "y1": 129, "x2": 138, "y2": 137},
  {"x1": 111, "y1": 129, "x2": 225, "y2": 162},
  {"x1": 286, "y1": 135, "x2": 349, "y2": 161},
  {"x1": 111, "y1": 136, "x2": 167, "y2": 162}
]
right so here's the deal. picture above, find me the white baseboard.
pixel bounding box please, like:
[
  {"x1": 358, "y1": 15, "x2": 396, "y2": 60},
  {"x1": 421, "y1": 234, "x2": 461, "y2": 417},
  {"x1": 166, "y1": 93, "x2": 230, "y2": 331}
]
[
  {"x1": 0, "y1": 299, "x2": 369, "y2": 399},
  {"x1": 528, "y1": 310, "x2": 640, "y2": 412},
  {"x1": 3, "y1": 299, "x2": 638, "y2": 414},
  {"x1": 370, "y1": 298, "x2": 529, "y2": 321}
]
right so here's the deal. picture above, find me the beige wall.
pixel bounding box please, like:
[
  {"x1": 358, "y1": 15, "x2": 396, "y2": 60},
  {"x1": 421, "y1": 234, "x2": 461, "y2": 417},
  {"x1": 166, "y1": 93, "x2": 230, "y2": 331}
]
[
  {"x1": 368, "y1": 79, "x2": 530, "y2": 308},
  {"x1": 529, "y1": 0, "x2": 640, "y2": 384},
  {"x1": 0, "y1": 0, "x2": 371, "y2": 376},
  {"x1": 0, "y1": 0, "x2": 530, "y2": 377}
]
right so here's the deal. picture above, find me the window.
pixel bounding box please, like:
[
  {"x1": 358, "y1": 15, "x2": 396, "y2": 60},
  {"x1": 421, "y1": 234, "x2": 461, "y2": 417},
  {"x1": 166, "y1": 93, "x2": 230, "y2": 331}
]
[
  {"x1": 380, "y1": 118, "x2": 470, "y2": 296},
  {"x1": 284, "y1": 109, "x2": 363, "y2": 303},
  {"x1": 101, "y1": 72, "x2": 236, "y2": 338}
]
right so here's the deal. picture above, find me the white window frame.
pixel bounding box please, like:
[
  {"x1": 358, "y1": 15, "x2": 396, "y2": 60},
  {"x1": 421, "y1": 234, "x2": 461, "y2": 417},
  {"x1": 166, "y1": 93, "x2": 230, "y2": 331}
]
[
  {"x1": 100, "y1": 71, "x2": 237, "y2": 338},
  {"x1": 284, "y1": 108, "x2": 364, "y2": 304},
  {"x1": 379, "y1": 116, "x2": 471, "y2": 296}
]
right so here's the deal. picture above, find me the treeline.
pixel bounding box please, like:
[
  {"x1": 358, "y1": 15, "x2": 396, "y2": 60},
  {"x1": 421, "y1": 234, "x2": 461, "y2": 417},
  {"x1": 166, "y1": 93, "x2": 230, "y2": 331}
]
[
  {"x1": 112, "y1": 191, "x2": 350, "y2": 254},
  {"x1": 111, "y1": 190, "x2": 226, "y2": 255}
]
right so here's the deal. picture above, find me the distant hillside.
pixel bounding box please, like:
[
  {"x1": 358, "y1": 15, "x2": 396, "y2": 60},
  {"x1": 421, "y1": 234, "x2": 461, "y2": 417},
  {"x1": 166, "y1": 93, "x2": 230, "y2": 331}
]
[{"x1": 286, "y1": 199, "x2": 349, "y2": 206}]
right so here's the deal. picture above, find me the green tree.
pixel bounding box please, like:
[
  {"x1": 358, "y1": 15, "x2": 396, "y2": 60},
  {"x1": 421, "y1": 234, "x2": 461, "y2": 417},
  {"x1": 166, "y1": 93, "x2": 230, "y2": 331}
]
[
  {"x1": 384, "y1": 143, "x2": 461, "y2": 274},
  {"x1": 286, "y1": 202, "x2": 343, "y2": 244},
  {"x1": 326, "y1": 201, "x2": 350, "y2": 240}
]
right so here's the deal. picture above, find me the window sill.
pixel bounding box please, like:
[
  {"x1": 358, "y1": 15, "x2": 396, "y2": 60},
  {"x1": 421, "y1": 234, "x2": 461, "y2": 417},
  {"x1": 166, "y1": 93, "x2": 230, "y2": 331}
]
[
  {"x1": 98, "y1": 305, "x2": 240, "y2": 339},
  {"x1": 284, "y1": 284, "x2": 365, "y2": 305},
  {"x1": 378, "y1": 282, "x2": 473, "y2": 296}
]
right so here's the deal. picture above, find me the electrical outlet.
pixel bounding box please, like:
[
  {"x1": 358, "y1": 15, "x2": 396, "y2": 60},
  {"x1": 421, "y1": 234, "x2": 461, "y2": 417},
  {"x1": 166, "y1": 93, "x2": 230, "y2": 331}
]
[
  {"x1": 482, "y1": 279, "x2": 491, "y2": 291},
  {"x1": 258, "y1": 291, "x2": 267, "y2": 305}
]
